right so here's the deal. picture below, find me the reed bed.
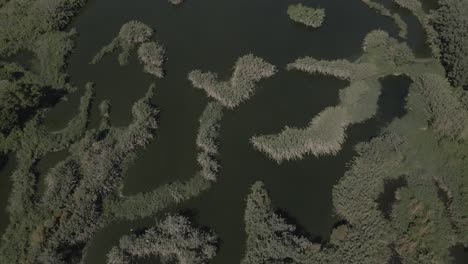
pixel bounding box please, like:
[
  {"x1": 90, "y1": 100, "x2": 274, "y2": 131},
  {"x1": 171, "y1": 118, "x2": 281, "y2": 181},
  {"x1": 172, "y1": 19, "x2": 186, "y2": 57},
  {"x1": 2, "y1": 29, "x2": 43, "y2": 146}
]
[
  {"x1": 188, "y1": 54, "x2": 276, "y2": 108},
  {"x1": 287, "y1": 3, "x2": 325, "y2": 28}
]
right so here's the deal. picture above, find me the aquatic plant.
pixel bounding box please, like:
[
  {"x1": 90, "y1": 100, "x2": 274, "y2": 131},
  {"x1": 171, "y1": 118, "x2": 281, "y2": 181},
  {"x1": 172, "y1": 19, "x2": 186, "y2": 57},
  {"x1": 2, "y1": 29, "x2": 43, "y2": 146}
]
[
  {"x1": 411, "y1": 73, "x2": 468, "y2": 140},
  {"x1": 287, "y1": 3, "x2": 325, "y2": 28},
  {"x1": 242, "y1": 181, "x2": 322, "y2": 264},
  {"x1": 188, "y1": 54, "x2": 276, "y2": 108},
  {"x1": 137, "y1": 41, "x2": 166, "y2": 77},
  {"x1": 91, "y1": 21, "x2": 154, "y2": 65},
  {"x1": 107, "y1": 214, "x2": 217, "y2": 264}
]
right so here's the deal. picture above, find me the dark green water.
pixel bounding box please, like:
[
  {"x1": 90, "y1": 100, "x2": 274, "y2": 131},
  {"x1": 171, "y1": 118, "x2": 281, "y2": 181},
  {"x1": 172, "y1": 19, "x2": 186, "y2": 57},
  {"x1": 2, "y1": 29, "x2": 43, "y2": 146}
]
[{"x1": 1, "y1": 0, "x2": 434, "y2": 263}]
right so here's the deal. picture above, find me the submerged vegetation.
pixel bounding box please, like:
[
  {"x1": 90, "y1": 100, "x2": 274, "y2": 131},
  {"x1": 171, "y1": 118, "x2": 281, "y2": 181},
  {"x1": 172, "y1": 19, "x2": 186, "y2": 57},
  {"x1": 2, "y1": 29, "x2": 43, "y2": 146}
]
[
  {"x1": 188, "y1": 54, "x2": 276, "y2": 108},
  {"x1": 287, "y1": 4, "x2": 325, "y2": 28},
  {"x1": 107, "y1": 214, "x2": 218, "y2": 264}
]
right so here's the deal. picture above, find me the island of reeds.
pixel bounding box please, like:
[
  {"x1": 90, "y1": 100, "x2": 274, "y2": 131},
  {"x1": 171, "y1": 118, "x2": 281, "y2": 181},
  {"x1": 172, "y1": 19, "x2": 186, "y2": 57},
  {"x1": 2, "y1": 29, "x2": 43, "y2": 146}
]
[
  {"x1": 287, "y1": 3, "x2": 325, "y2": 28},
  {"x1": 188, "y1": 54, "x2": 276, "y2": 108}
]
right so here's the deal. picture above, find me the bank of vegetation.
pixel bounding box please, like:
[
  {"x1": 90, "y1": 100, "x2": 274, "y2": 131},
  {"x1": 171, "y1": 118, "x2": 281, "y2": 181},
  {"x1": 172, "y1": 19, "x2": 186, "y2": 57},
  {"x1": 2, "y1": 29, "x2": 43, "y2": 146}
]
[
  {"x1": 107, "y1": 214, "x2": 218, "y2": 264},
  {"x1": 287, "y1": 4, "x2": 325, "y2": 28},
  {"x1": 188, "y1": 54, "x2": 276, "y2": 108},
  {"x1": 252, "y1": 30, "x2": 415, "y2": 162}
]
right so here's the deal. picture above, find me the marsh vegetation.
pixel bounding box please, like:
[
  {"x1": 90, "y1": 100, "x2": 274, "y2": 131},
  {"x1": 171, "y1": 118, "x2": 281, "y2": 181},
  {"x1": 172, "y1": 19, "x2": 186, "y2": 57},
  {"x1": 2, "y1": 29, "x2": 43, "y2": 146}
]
[
  {"x1": 287, "y1": 4, "x2": 325, "y2": 28},
  {"x1": 188, "y1": 54, "x2": 276, "y2": 108},
  {"x1": 1, "y1": 0, "x2": 467, "y2": 263}
]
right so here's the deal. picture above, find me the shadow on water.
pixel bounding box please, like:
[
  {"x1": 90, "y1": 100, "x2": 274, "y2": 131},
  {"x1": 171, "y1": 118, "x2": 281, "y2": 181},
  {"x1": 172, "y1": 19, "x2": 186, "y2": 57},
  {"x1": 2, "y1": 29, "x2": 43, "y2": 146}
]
[
  {"x1": 0, "y1": 154, "x2": 16, "y2": 237},
  {"x1": 376, "y1": 176, "x2": 408, "y2": 219},
  {"x1": 30, "y1": 0, "x2": 417, "y2": 263},
  {"x1": 451, "y1": 244, "x2": 468, "y2": 264}
]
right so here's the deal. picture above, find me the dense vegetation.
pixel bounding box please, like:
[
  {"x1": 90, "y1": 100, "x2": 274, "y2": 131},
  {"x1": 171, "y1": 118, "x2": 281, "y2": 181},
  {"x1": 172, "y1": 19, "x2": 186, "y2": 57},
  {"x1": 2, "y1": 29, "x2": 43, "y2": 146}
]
[
  {"x1": 188, "y1": 54, "x2": 276, "y2": 108},
  {"x1": 287, "y1": 4, "x2": 325, "y2": 28},
  {"x1": 107, "y1": 214, "x2": 218, "y2": 264},
  {"x1": 0, "y1": 85, "x2": 158, "y2": 263}
]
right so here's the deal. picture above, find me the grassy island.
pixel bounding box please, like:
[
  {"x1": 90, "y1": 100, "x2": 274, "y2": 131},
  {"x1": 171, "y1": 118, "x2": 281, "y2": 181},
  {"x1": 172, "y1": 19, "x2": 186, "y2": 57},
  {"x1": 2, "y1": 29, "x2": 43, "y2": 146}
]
[
  {"x1": 188, "y1": 54, "x2": 276, "y2": 108},
  {"x1": 287, "y1": 4, "x2": 325, "y2": 28}
]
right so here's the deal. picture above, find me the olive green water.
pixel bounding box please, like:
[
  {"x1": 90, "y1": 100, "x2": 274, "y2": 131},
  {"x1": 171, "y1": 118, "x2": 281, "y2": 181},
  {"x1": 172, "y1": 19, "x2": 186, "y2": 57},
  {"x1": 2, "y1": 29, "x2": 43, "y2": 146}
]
[{"x1": 0, "y1": 0, "x2": 438, "y2": 263}]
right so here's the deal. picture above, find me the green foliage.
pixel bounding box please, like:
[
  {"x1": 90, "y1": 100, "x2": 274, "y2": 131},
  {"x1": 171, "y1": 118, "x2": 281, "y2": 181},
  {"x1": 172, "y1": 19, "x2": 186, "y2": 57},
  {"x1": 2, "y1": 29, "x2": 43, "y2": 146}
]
[
  {"x1": 137, "y1": 41, "x2": 166, "y2": 78},
  {"x1": 242, "y1": 181, "x2": 322, "y2": 264},
  {"x1": 0, "y1": 0, "x2": 85, "y2": 56},
  {"x1": 287, "y1": 4, "x2": 325, "y2": 28},
  {"x1": 188, "y1": 54, "x2": 276, "y2": 108},
  {"x1": 0, "y1": 79, "x2": 42, "y2": 134},
  {"x1": 107, "y1": 214, "x2": 217, "y2": 264},
  {"x1": 362, "y1": 30, "x2": 415, "y2": 68},
  {"x1": 411, "y1": 73, "x2": 468, "y2": 140},
  {"x1": 432, "y1": 0, "x2": 468, "y2": 89}
]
